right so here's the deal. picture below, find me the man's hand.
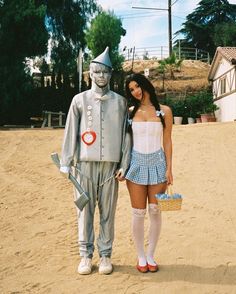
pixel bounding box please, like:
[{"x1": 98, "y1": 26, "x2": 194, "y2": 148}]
[
  {"x1": 60, "y1": 166, "x2": 70, "y2": 179},
  {"x1": 115, "y1": 168, "x2": 125, "y2": 181}
]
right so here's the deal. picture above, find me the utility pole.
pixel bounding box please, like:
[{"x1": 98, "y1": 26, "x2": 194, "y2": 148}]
[
  {"x1": 168, "y1": 0, "x2": 172, "y2": 56},
  {"x1": 132, "y1": 0, "x2": 175, "y2": 57},
  {"x1": 77, "y1": 48, "x2": 83, "y2": 92}
]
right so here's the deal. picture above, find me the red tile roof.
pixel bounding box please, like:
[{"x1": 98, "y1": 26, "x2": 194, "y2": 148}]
[
  {"x1": 208, "y1": 47, "x2": 236, "y2": 80},
  {"x1": 217, "y1": 47, "x2": 236, "y2": 62}
]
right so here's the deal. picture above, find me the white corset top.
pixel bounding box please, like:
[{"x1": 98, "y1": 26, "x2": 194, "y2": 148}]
[{"x1": 132, "y1": 121, "x2": 163, "y2": 154}]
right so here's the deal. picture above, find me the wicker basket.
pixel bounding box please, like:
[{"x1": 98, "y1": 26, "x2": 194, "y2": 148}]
[{"x1": 156, "y1": 186, "x2": 182, "y2": 211}]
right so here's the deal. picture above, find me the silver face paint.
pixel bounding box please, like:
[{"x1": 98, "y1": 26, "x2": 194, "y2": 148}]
[{"x1": 90, "y1": 63, "x2": 112, "y2": 89}]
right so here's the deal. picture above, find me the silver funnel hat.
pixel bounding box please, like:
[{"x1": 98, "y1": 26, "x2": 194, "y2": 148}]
[{"x1": 91, "y1": 47, "x2": 112, "y2": 69}]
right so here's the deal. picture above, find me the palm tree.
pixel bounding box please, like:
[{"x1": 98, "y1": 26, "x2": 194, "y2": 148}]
[{"x1": 158, "y1": 52, "x2": 182, "y2": 80}]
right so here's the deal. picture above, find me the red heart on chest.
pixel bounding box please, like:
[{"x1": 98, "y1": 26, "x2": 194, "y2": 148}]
[{"x1": 81, "y1": 130, "x2": 97, "y2": 145}]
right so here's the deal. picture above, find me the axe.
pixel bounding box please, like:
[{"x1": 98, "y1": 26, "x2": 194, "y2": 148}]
[{"x1": 51, "y1": 153, "x2": 90, "y2": 211}]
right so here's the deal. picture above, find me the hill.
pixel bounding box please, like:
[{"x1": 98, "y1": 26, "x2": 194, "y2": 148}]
[{"x1": 123, "y1": 59, "x2": 211, "y2": 95}]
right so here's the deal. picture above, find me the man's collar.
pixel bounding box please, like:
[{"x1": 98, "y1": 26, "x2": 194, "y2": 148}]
[{"x1": 92, "y1": 91, "x2": 110, "y2": 101}]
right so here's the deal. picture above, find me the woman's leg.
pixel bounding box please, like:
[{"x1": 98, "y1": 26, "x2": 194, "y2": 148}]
[
  {"x1": 126, "y1": 180, "x2": 148, "y2": 267},
  {"x1": 146, "y1": 183, "x2": 167, "y2": 266}
]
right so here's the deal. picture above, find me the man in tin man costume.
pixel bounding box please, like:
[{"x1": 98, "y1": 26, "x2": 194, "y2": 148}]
[{"x1": 60, "y1": 47, "x2": 131, "y2": 275}]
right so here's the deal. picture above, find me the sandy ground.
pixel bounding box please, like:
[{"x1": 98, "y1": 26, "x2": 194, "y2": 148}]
[{"x1": 1, "y1": 122, "x2": 236, "y2": 294}]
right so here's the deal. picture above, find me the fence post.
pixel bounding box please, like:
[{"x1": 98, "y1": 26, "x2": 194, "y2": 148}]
[
  {"x1": 59, "y1": 111, "x2": 63, "y2": 127},
  {"x1": 131, "y1": 46, "x2": 135, "y2": 71},
  {"x1": 48, "y1": 112, "x2": 51, "y2": 127},
  {"x1": 195, "y1": 48, "x2": 198, "y2": 60},
  {"x1": 178, "y1": 40, "x2": 181, "y2": 59},
  {"x1": 207, "y1": 53, "x2": 210, "y2": 64}
]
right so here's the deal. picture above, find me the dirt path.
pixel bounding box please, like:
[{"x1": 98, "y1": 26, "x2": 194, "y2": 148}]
[{"x1": 0, "y1": 123, "x2": 236, "y2": 294}]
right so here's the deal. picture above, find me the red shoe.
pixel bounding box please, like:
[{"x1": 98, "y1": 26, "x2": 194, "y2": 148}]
[
  {"x1": 136, "y1": 263, "x2": 149, "y2": 273},
  {"x1": 147, "y1": 262, "x2": 159, "y2": 272}
]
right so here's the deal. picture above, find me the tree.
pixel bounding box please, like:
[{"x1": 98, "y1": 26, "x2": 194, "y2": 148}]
[
  {"x1": 0, "y1": 0, "x2": 98, "y2": 125},
  {"x1": 0, "y1": 0, "x2": 49, "y2": 125},
  {"x1": 177, "y1": 0, "x2": 236, "y2": 57},
  {"x1": 213, "y1": 22, "x2": 236, "y2": 47},
  {"x1": 142, "y1": 49, "x2": 149, "y2": 60},
  {"x1": 45, "y1": 0, "x2": 98, "y2": 89},
  {"x1": 0, "y1": 0, "x2": 48, "y2": 60},
  {"x1": 158, "y1": 52, "x2": 182, "y2": 80},
  {"x1": 85, "y1": 11, "x2": 126, "y2": 70}
]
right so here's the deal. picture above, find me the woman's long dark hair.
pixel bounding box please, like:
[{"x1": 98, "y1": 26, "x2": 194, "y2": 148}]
[{"x1": 125, "y1": 73, "x2": 165, "y2": 127}]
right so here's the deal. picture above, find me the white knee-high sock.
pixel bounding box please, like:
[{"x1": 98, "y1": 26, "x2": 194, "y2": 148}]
[
  {"x1": 132, "y1": 208, "x2": 147, "y2": 266},
  {"x1": 147, "y1": 203, "x2": 162, "y2": 265}
]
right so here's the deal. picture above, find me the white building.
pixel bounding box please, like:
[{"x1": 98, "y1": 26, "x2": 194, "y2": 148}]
[{"x1": 208, "y1": 47, "x2": 236, "y2": 122}]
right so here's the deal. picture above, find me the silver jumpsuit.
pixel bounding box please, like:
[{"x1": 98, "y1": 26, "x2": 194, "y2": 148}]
[{"x1": 60, "y1": 89, "x2": 131, "y2": 258}]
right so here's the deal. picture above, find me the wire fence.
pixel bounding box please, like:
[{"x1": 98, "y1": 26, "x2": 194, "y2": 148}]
[
  {"x1": 174, "y1": 47, "x2": 210, "y2": 63},
  {"x1": 121, "y1": 46, "x2": 210, "y2": 63}
]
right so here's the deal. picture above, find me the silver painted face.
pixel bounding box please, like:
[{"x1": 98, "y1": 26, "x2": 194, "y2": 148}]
[{"x1": 90, "y1": 63, "x2": 112, "y2": 88}]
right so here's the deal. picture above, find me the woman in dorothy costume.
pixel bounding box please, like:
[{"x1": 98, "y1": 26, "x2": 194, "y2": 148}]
[{"x1": 125, "y1": 73, "x2": 173, "y2": 273}]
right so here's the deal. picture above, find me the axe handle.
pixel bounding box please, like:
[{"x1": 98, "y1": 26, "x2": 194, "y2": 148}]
[
  {"x1": 51, "y1": 153, "x2": 87, "y2": 196},
  {"x1": 51, "y1": 152, "x2": 61, "y2": 168}
]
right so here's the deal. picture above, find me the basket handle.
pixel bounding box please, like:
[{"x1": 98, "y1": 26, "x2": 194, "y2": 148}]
[{"x1": 167, "y1": 185, "x2": 174, "y2": 197}]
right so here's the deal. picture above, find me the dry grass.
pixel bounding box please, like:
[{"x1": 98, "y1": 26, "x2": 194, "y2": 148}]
[{"x1": 123, "y1": 59, "x2": 210, "y2": 93}]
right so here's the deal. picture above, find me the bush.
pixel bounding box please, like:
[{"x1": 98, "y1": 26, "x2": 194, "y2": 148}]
[
  {"x1": 163, "y1": 90, "x2": 219, "y2": 121},
  {"x1": 185, "y1": 94, "x2": 202, "y2": 118},
  {"x1": 164, "y1": 97, "x2": 187, "y2": 117},
  {"x1": 185, "y1": 90, "x2": 218, "y2": 118}
]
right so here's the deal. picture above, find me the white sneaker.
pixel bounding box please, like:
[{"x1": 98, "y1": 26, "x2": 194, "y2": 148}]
[
  {"x1": 98, "y1": 256, "x2": 113, "y2": 275},
  {"x1": 78, "y1": 257, "x2": 92, "y2": 275}
]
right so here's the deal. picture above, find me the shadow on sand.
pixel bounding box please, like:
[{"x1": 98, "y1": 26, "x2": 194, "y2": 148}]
[{"x1": 114, "y1": 263, "x2": 236, "y2": 285}]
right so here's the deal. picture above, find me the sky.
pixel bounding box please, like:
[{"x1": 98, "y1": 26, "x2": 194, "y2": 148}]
[{"x1": 96, "y1": 0, "x2": 236, "y2": 58}]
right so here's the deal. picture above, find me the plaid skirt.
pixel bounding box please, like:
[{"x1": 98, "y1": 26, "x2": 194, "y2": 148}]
[{"x1": 125, "y1": 149, "x2": 167, "y2": 185}]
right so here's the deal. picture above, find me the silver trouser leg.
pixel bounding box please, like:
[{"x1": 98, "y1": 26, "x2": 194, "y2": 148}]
[
  {"x1": 97, "y1": 162, "x2": 118, "y2": 258},
  {"x1": 75, "y1": 162, "x2": 98, "y2": 258},
  {"x1": 75, "y1": 161, "x2": 118, "y2": 258}
]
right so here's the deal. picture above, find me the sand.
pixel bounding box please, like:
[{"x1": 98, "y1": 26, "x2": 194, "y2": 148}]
[{"x1": 0, "y1": 122, "x2": 236, "y2": 294}]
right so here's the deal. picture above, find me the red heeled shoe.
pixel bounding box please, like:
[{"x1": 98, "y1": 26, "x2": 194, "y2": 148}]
[
  {"x1": 136, "y1": 263, "x2": 149, "y2": 273},
  {"x1": 147, "y1": 262, "x2": 159, "y2": 272}
]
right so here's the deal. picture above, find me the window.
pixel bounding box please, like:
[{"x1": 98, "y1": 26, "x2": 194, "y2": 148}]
[{"x1": 220, "y1": 77, "x2": 226, "y2": 94}]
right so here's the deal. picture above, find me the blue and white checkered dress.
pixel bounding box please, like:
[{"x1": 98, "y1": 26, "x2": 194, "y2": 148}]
[
  {"x1": 125, "y1": 110, "x2": 167, "y2": 185},
  {"x1": 125, "y1": 148, "x2": 167, "y2": 185}
]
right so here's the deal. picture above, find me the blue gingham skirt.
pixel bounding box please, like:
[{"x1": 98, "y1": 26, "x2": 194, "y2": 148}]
[{"x1": 125, "y1": 149, "x2": 167, "y2": 185}]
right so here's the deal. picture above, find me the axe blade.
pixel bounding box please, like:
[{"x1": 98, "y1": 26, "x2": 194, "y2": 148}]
[{"x1": 51, "y1": 152, "x2": 90, "y2": 211}]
